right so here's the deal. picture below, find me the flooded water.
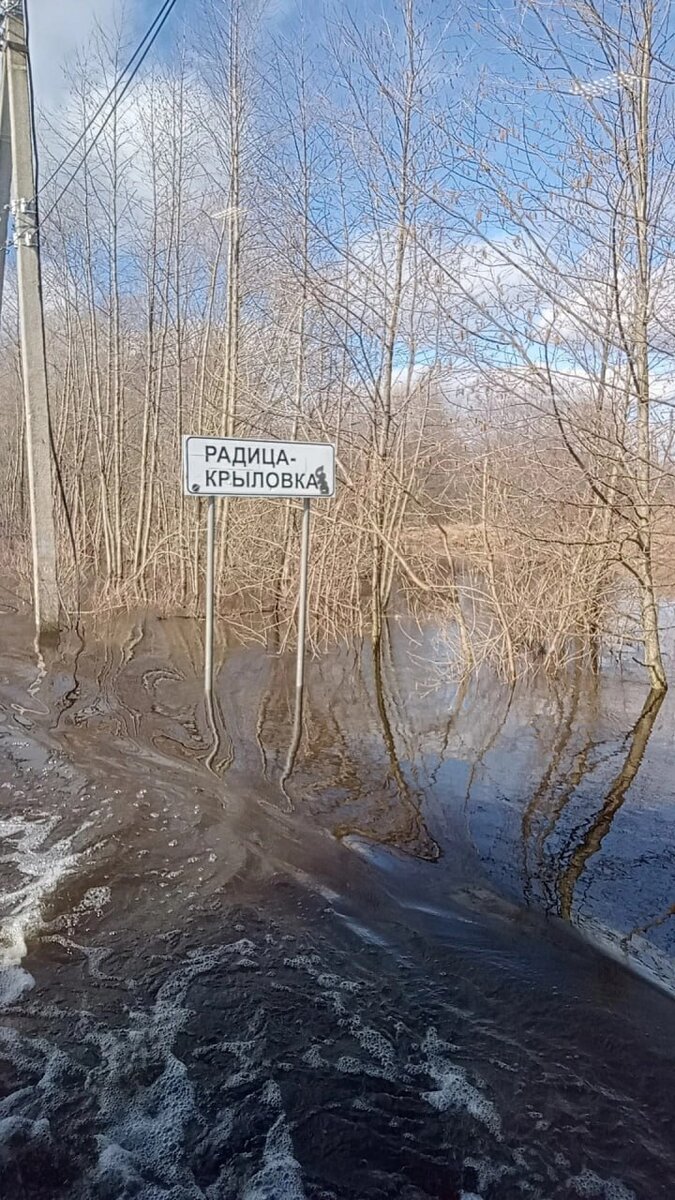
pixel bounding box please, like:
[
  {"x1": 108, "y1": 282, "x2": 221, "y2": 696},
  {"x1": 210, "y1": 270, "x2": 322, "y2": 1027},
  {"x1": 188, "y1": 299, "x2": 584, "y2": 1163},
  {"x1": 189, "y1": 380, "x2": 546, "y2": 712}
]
[{"x1": 0, "y1": 610, "x2": 674, "y2": 1199}]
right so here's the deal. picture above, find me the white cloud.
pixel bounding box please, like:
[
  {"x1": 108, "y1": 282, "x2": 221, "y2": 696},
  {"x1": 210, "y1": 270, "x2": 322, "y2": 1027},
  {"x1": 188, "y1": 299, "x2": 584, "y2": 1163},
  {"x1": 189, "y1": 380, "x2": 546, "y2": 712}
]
[{"x1": 25, "y1": 0, "x2": 142, "y2": 109}]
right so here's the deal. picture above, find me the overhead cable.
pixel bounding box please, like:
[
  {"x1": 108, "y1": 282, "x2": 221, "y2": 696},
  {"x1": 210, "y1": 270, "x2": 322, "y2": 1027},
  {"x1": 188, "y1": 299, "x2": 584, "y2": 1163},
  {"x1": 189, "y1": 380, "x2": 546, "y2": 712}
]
[{"x1": 39, "y1": 0, "x2": 179, "y2": 228}]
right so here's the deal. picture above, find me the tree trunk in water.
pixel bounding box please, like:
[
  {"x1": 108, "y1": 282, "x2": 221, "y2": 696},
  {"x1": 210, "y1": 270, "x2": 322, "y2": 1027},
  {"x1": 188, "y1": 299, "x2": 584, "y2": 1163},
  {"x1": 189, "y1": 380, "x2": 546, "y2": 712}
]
[{"x1": 633, "y1": 8, "x2": 667, "y2": 694}]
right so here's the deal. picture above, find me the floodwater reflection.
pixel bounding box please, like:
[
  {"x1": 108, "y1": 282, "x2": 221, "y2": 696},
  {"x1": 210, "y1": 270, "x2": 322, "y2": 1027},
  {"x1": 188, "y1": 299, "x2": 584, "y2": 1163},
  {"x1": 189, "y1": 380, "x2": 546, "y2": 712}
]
[
  {"x1": 556, "y1": 688, "x2": 665, "y2": 920},
  {"x1": 1, "y1": 610, "x2": 674, "y2": 991}
]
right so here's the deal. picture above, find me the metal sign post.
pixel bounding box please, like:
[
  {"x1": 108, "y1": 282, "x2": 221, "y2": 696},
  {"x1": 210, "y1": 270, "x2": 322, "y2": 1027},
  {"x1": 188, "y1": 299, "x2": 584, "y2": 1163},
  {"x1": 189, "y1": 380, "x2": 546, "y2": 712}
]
[
  {"x1": 281, "y1": 496, "x2": 312, "y2": 794},
  {"x1": 184, "y1": 436, "x2": 335, "y2": 706},
  {"x1": 296, "y1": 498, "x2": 311, "y2": 698},
  {"x1": 204, "y1": 496, "x2": 216, "y2": 697}
]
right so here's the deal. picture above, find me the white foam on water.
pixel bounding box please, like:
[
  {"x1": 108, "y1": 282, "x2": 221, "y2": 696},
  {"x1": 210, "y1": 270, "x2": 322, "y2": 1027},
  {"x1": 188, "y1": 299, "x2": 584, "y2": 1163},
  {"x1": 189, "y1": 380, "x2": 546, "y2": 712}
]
[
  {"x1": 337, "y1": 1054, "x2": 373, "y2": 1075},
  {"x1": 463, "y1": 1156, "x2": 509, "y2": 1192},
  {"x1": 284, "y1": 951, "x2": 365, "y2": 1021},
  {"x1": 0, "y1": 1114, "x2": 52, "y2": 1162},
  {"x1": 96, "y1": 1045, "x2": 203, "y2": 1198},
  {"x1": 317, "y1": 971, "x2": 361, "y2": 994},
  {"x1": 95, "y1": 1147, "x2": 181, "y2": 1200},
  {"x1": 349, "y1": 1016, "x2": 398, "y2": 1077},
  {"x1": 567, "y1": 1169, "x2": 636, "y2": 1199},
  {"x1": 0, "y1": 966, "x2": 34, "y2": 1006},
  {"x1": 94, "y1": 1141, "x2": 144, "y2": 1190},
  {"x1": 261, "y1": 1079, "x2": 282, "y2": 1108},
  {"x1": 1, "y1": 916, "x2": 633, "y2": 1200},
  {"x1": 0, "y1": 812, "x2": 78, "y2": 983},
  {"x1": 301, "y1": 1044, "x2": 324, "y2": 1070},
  {"x1": 85, "y1": 938, "x2": 270, "y2": 1193},
  {"x1": 286, "y1": 957, "x2": 507, "y2": 1147},
  {"x1": 41, "y1": 933, "x2": 111, "y2": 982},
  {"x1": 421, "y1": 1028, "x2": 502, "y2": 1138},
  {"x1": 241, "y1": 1110, "x2": 307, "y2": 1200},
  {"x1": 0, "y1": 1026, "x2": 76, "y2": 1141},
  {"x1": 79, "y1": 885, "x2": 111, "y2": 915}
]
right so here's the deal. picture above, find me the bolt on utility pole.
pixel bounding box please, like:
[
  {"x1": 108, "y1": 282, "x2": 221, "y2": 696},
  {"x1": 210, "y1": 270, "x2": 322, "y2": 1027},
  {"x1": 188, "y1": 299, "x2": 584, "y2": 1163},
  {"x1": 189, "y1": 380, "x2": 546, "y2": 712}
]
[{"x1": 0, "y1": 2, "x2": 60, "y2": 633}]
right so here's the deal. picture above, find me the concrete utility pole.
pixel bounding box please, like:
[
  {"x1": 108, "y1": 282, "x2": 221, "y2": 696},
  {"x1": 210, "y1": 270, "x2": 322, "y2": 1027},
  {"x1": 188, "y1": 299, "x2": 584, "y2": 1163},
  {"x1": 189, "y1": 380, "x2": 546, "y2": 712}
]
[
  {"x1": 0, "y1": 40, "x2": 12, "y2": 315},
  {"x1": 0, "y1": 2, "x2": 59, "y2": 632}
]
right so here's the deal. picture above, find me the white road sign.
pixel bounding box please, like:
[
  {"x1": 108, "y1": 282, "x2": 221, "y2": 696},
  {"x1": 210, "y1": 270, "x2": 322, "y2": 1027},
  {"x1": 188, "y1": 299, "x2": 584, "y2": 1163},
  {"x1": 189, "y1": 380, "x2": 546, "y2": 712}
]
[{"x1": 183, "y1": 435, "x2": 336, "y2": 498}]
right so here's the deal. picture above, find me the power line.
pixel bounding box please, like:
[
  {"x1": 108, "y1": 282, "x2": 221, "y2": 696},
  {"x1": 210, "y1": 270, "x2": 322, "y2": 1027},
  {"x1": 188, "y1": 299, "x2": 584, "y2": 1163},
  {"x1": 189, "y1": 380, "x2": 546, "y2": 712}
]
[
  {"x1": 39, "y1": 0, "x2": 179, "y2": 228},
  {"x1": 38, "y1": 0, "x2": 178, "y2": 198},
  {"x1": 22, "y1": 0, "x2": 40, "y2": 193}
]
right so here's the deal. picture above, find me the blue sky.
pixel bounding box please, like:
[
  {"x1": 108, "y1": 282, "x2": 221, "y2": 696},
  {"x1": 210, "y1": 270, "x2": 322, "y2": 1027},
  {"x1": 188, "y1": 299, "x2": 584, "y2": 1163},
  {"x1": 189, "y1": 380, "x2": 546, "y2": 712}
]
[
  {"x1": 28, "y1": 0, "x2": 183, "y2": 107},
  {"x1": 27, "y1": 0, "x2": 306, "y2": 109},
  {"x1": 28, "y1": 0, "x2": 453, "y2": 110}
]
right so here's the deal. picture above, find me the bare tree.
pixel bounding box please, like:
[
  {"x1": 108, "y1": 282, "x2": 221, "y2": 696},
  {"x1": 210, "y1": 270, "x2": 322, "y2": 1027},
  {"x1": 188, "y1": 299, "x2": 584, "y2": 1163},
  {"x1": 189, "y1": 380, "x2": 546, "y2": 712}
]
[
  {"x1": 424, "y1": 0, "x2": 674, "y2": 691},
  {"x1": 1, "y1": 0, "x2": 672, "y2": 690}
]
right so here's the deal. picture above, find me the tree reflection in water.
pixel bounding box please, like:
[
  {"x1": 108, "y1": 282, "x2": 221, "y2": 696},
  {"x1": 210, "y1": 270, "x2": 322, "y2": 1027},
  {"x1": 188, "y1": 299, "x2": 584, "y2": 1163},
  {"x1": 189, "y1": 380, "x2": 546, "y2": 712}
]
[
  {"x1": 556, "y1": 688, "x2": 665, "y2": 920},
  {"x1": 11, "y1": 609, "x2": 672, "y2": 989}
]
